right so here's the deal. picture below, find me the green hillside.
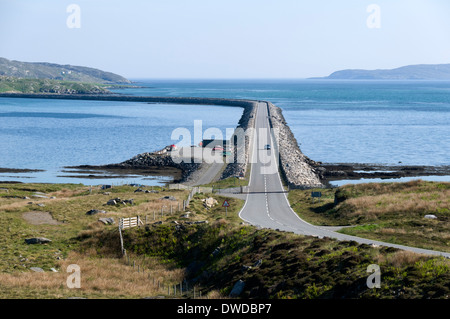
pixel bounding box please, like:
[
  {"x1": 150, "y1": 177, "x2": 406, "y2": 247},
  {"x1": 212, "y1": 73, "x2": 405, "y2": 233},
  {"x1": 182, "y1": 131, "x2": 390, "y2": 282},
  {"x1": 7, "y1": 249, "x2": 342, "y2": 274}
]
[
  {"x1": 0, "y1": 76, "x2": 112, "y2": 94},
  {"x1": 0, "y1": 57, "x2": 131, "y2": 84}
]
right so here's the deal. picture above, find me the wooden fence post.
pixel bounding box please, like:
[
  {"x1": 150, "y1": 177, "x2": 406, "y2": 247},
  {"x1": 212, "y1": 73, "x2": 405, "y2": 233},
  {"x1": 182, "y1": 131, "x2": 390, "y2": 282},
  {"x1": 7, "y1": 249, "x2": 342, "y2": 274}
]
[{"x1": 118, "y1": 220, "x2": 125, "y2": 256}]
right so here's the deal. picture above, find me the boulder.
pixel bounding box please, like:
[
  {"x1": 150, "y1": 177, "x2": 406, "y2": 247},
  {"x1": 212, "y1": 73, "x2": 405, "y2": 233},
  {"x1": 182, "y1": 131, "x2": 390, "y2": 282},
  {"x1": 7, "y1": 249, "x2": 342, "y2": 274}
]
[
  {"x1": 211, "y1": 247, "x2": 221, "y2": 257},
  {"x1": 253, "y1": 259, "x2": 263, "y2": 267},
  {"x1": 86, "y1": 209, "x2": 107, "y2": 215},
  {"x1": 98, "y1": 217, "x2": 115, "y2": 225},
  {"x1": 123, "y1": 199, "x2": 134, "y2": 205},
  {"x1": 229, "y1": 280, "x2": 245, "y2": 297},
  {"x1": 30, "y1": 267, "x2": 44, "y2": 272},
  {"x1": 32, "y1": 194, "x2": 49, "y2": 199},
  {"x1": 25, "y1": 237, "x2": 52, "y2": 245},
  {"x1": 241, "y1": 265, "x2": 252, "y2": 272},
  {"x1": 424, "y1": 214, "x2": 438, "y2": 219},
  {"x1": 203, "y1": 197, "x2": 218, "y2": 208},
  {"x1": 161, "y1": 196, "x2": 176, "y2": 201}
]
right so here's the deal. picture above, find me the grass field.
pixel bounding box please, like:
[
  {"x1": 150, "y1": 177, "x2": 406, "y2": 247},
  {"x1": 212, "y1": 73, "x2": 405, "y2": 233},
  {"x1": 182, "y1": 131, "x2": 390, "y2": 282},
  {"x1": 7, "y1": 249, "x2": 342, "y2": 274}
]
[{"x1": 288, "y1": 180, "x2": 450, "y2": 253}]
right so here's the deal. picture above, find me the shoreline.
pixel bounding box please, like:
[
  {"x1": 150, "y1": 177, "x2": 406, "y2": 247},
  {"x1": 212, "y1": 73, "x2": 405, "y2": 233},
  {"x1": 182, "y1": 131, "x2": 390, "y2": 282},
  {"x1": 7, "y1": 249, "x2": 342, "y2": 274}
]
[
  {"x1": 317, "y1": 163, "x2": 450, "y2": 184},
  {"x1": 2, "y1": 162, "x2": 449, "y2": 186}
]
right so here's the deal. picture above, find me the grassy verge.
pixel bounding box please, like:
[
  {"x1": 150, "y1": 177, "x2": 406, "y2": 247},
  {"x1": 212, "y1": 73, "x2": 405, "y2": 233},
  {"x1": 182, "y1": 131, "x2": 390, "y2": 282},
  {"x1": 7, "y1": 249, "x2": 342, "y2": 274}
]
[
  {"x1": 200, "y1": 166, "x2": 251, "y2": 189},
  {"x1": 288, "y1": 180, "x2": 450, "y2": 253},
  {"x1": 201, "y1": 177, "x2": 248, "y2": 189}
]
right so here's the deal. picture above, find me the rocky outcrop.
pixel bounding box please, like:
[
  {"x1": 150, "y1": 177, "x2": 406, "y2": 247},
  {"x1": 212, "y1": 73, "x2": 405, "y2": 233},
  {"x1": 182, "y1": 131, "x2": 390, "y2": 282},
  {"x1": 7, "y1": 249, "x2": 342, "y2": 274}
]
[
  {"x1": 98, "y1": 217, "x2": 115, "y2": 225},
  {"x1": 25, "y1": 237, "x2": 52, "y2": 244},
  {"x1": 267, "y1": 102, "x2": 324, "y2": 189},
  {"x1": 86, "y1": 209, "x2": 107, "y2": 215},
  {"x1": 229, "y1": 280, "x2": 246, "y2": 297},
  {"x1": 116, "y1": 152, "x2": 200, "y2": 183}
]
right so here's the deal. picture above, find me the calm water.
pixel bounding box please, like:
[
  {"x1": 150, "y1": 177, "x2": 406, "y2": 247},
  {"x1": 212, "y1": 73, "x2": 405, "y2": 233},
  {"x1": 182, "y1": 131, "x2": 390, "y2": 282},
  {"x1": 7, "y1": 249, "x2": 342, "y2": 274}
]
[
  {"x1": 0, "y1": 98, "x2": 243, "y2": 185},
  {"x1": 1, "y1": 79, "x2": 449, "y2": 185},
  {"x1": 118, "y1": 79, "x2": 450, "y2": 166}
]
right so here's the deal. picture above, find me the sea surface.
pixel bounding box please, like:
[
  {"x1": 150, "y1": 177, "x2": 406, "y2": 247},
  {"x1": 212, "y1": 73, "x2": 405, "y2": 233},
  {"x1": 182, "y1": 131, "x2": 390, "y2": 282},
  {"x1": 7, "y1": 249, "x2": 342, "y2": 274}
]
[
  {"x1": 0, "y1": 98, "x2": 243, "y2": 185},
  {"x1": 0, "y1": 79, "x2": 449, "y2": 185}
]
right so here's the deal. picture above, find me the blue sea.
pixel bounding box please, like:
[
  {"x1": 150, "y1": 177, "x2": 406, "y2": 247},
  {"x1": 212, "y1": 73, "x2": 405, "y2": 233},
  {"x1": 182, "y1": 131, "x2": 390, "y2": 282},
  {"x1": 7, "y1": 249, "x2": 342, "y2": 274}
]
[{"x1": 0, "y1": 80, "x2": 449, "y2": 185}]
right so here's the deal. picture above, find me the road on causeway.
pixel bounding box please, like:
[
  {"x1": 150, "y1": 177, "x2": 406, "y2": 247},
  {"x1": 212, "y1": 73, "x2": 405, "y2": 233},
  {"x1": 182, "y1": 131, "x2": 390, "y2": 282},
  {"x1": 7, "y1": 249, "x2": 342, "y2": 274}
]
[{"x1": 239, "y1": 102, "x2": 450, "y2": 258}]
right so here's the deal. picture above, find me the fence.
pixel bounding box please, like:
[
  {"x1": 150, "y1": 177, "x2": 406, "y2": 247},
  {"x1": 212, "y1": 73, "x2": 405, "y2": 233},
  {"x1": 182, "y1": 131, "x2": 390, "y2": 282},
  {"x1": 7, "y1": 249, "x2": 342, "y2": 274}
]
[
  {"x1": 168, "y1": 184, "x2": 213, "y2": 209},
  {"x1": 118, "y1": 216, "x2": 206, "y2": 298},
  {"x1": 168, "y1": 183, "x2": 213, "y2": 193},
  {"x1": 123, "y1": 254, "x2": 205, "y2": 299},
  {"x1": 119, "y1": 216, "x2": 144, "y2": 229},
  {"x1": 118, "y1": 216, "x2": 145, "y2": 256}
]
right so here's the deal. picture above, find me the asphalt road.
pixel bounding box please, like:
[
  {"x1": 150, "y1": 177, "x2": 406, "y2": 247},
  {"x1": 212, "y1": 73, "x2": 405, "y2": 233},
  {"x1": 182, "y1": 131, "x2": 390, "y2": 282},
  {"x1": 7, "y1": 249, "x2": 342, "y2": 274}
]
[
  {"x1": 172, "y1": 146, "x2": 224, "y2": 187},
  {"x1": 239, "y1": 102, "x2": 450, "y2": 258},
  {"x1": 191, "y1": 162, "x2": 224, "y2": 186}
]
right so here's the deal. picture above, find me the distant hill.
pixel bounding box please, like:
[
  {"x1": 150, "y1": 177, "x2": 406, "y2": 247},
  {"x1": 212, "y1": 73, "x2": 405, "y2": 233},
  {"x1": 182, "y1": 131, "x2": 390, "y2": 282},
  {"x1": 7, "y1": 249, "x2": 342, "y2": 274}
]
[
  {"x1": 0, "y1": 76, "x2": 112, "y2": 94},
  {"x1": 0, "y1": 57, "x2": 131, "y2": 84},
  {"x1": 316, "y1": 64, "x2": 450, "y2": 80}
]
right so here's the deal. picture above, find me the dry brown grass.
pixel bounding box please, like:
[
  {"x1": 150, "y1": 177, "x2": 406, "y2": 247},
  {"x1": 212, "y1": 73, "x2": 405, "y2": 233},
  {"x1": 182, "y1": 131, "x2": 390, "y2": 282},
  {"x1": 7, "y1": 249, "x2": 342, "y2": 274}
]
[
  {"x1": 0, "y1": 200, "x2": 30, "y2": 212},
  {"x1": 49, "y1": 187, "x2": 90, "y2": 198},
  {"x1": 114, "y1": 199, "x2": 183, "y2": 218},
  {"x1": 341, "y1": 189, "x2": 450, "y2": 220},
  {"x1": 202, "y1": 290, "x2": 227, "y2": 299},
  {"x1": 0, "y1": 250, "x2": 186, "y2": 299},
  {"x1": 376, "y1": 250, "x2": 426, "y2": 268}
]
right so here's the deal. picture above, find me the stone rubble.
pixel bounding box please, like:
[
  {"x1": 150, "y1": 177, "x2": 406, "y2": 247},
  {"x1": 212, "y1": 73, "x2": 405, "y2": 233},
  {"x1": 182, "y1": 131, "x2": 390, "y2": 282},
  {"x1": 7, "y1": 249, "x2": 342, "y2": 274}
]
[{"x1": 267, "y1": 102, "x2": 324, "y2": 189}]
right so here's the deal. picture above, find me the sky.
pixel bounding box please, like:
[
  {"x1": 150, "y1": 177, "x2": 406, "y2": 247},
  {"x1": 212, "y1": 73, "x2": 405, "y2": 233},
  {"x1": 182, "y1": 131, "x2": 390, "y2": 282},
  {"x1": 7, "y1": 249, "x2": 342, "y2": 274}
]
[{"x1": 1, "y1": 0, "x2": 450, "y2": 79}]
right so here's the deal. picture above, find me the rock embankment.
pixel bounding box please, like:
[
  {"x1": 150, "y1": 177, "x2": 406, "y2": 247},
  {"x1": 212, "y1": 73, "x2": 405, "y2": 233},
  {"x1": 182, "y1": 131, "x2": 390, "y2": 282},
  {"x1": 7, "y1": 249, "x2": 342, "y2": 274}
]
[
  {"x1": 267, "y1": 102, "x2": 324, "y2": 189},
  {"x1": 112, "y1": 152, "x2": 200, "y2": 183},
  {"x1": 220, "y1": 101, "x2": 258, "y2": 180}
]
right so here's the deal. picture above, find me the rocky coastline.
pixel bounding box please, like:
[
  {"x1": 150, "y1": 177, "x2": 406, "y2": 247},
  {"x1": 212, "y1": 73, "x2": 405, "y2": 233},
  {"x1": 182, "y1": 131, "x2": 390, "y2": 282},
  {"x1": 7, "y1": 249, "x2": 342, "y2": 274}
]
[{"x1": 316, "y1": 163, "x2": 450, "y2": 186}]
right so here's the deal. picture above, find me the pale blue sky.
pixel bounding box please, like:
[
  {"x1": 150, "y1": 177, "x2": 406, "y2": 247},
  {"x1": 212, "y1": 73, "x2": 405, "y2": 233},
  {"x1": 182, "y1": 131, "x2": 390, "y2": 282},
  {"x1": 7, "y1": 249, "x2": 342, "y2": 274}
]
[{"x1": 1, "y1": 0, "x2": 450, "y2": 78}]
